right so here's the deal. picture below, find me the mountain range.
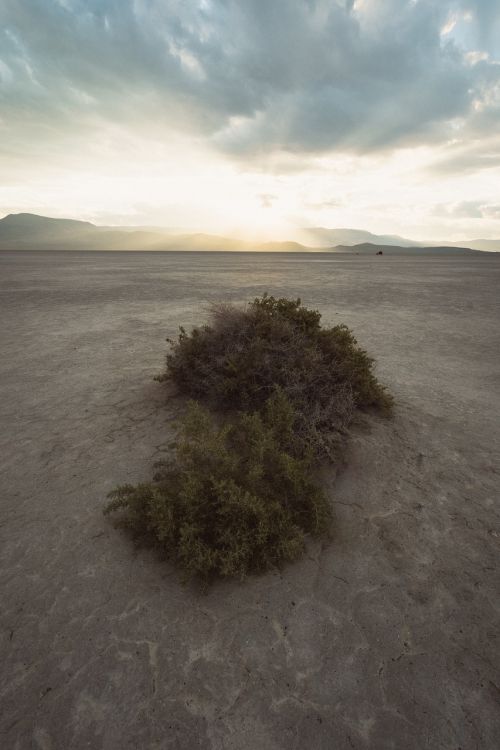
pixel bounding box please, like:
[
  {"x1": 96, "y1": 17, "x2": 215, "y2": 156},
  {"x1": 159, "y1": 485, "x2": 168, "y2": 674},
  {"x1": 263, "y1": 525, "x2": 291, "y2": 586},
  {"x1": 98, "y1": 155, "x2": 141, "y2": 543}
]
[
  {"x1": 0, "y1": 213, "x2": 497, "y2": 254},
  {"x1": 298, "y1": 226, "x2": 499, "y2": 252}
]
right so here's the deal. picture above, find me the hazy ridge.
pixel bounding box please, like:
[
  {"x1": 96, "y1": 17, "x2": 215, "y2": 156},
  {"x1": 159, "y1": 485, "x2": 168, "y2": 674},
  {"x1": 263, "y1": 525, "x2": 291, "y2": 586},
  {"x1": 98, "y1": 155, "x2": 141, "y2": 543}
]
[{"x1": 0, "y1": 213, "x2": 495, "y2": 254}]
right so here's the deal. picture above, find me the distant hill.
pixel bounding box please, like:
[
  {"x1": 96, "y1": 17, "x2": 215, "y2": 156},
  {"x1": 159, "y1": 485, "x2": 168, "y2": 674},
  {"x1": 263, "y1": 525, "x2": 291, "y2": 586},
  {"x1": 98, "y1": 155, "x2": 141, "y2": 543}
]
[
  {"x1": 0, "y1": 214, "x2": 322, "y2": 252},
  {"x1": 299, "y1": 227, "x2": 421, "y2": 247},
  {"x1": 0, "y1": 213, "x2": 96, "y2": 244},
  {"x1": 0, "y1": 213, "x2": 492, "y2": 254},
  {"x1": 447, "y1": 238, "x2": 500, "y2": 252},
  {"x1": 333, "y1": 242, "x2": 480, "y2": 256},
  {"x1": 300, "y1": 226, "x2": 500, "y2": 252}
]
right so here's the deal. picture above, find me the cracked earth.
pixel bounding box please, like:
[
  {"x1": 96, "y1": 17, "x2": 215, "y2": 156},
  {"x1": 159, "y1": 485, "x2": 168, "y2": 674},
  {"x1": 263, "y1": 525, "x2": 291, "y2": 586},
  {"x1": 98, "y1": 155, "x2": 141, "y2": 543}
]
[{"x1": 1, "y1": 251, "x2": 499, "y2": 749}]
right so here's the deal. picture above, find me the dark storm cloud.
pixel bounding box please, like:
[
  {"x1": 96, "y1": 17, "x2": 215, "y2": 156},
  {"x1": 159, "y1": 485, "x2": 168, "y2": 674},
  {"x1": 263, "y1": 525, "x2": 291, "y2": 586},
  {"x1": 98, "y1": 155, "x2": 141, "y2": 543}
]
[{"x1": 0, "y1": 0, "x2": 499, "y2": 161}]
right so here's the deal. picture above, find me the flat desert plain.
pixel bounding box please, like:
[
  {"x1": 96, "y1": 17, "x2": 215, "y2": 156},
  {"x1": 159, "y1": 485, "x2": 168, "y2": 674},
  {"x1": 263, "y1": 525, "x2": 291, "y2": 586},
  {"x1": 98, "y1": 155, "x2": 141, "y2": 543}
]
[{"x1": 1, "y1": 250, "x2": 500, "y2": 750}]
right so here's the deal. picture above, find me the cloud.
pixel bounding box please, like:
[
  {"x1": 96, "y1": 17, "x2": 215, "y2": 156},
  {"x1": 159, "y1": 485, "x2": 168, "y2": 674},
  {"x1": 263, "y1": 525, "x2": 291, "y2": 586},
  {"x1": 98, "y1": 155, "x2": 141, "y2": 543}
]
[
  {"x1": 0, "y1": 0, "x2": 500, "y2": 168},
  {"x1": 428, "y1": 131, "x2": 500, "y2": 174},
  {"x1": 433, "y1": 200, "x2": 500, "y2": 219},
  {"x1": 484, "y1": 204, "x2": 500, "y2": 219},
  {"x1": 258, "y1": 193, "x2": 277, "y2": 208},
  {"x1": 434, "y1": 200, "x2": 483, "y2": 218},
  {"x1": 305, "y1": 198, "x2": 343, "y2": 211}
]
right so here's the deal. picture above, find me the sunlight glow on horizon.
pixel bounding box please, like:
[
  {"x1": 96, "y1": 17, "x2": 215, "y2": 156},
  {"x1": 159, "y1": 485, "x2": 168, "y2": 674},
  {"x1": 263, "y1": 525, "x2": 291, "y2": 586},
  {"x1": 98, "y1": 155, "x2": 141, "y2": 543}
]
[
  {"x1": 1, "y1": 0, "x2": 500, "y2": 242},
  {"x1": 2, "y1": 137, "x2": 500, "y2": 243}
]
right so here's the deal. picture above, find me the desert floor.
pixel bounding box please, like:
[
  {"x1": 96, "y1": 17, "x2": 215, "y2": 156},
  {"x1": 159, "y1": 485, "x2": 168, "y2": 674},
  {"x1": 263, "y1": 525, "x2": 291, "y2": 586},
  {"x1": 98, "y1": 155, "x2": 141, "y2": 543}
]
[{"x1": 1, "y1": 250, "x2": 500, "y2": 750}]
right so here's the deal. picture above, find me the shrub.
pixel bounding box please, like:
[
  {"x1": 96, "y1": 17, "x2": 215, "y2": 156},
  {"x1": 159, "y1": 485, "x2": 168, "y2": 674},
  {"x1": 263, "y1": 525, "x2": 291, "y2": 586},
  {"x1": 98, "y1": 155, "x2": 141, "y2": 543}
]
[
  {"x1": 166, "y1": 294, "x2": 392, "y2": 460},
  {"x1": 105, "y1": 295, "x2": 392, "y2": 582},
  {"x1": 105, "y1": 393, "x2": 330, "y2": 581}
]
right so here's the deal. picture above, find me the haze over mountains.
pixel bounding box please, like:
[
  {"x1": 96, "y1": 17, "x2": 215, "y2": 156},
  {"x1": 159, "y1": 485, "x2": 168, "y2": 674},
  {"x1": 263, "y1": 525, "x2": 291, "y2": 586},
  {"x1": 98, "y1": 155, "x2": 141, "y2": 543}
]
[
  {"x1": 0, "y1": 213, "x2": 497, "y2": 254},
  {"x1": 300, "y1": 228, "x2": 500, "y2": 253},
  {"x1": 298, "y1": 227, "x2": 421, "y2": 247}
]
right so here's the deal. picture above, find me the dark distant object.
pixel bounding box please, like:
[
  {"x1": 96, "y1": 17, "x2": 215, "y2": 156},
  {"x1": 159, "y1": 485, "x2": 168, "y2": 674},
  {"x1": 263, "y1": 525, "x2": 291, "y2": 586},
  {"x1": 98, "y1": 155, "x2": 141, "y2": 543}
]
[{"x1": 376, "y1": 250, "x2": 383, "y2": 255}]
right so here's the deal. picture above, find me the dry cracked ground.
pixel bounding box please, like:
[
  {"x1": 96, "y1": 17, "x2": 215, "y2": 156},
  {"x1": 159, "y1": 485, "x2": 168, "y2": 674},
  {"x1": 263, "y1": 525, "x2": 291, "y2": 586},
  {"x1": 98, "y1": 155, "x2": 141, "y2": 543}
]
[{"x1": 1, "y1": 250, "x2": 500, "y2": 750}]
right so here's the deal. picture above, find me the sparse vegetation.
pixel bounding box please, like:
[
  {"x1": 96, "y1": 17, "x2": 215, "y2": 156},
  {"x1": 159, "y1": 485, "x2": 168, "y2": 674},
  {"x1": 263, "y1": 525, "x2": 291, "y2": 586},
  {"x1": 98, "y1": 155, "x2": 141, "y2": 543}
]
[
  {"x1": 105, "y1": 393, "x2": 329, "y2": 580},
  {"x1": 166, "y1": 295, "x2": 392, "y2": 460},
  {"x1": 105, "y1": 295, "x2": 392, "y2": 581}
]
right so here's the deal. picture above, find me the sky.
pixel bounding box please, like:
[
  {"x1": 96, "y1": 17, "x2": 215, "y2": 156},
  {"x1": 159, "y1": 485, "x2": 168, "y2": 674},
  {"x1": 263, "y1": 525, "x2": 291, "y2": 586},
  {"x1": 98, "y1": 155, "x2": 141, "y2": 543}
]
[{"x1": 1, "y1": 0, "x2": 500, "y2": 241}]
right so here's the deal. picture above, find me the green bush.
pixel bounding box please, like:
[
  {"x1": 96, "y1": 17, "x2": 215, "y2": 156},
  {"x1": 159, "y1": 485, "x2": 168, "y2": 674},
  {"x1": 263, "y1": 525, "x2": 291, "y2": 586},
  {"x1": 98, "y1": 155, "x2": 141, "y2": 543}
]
[
  {"x1": 105, "y1": 295, "x2": 392, "y2": 581},
  {"x1": 105, "y1": 393, "x2": 330, "y2": 581}
]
